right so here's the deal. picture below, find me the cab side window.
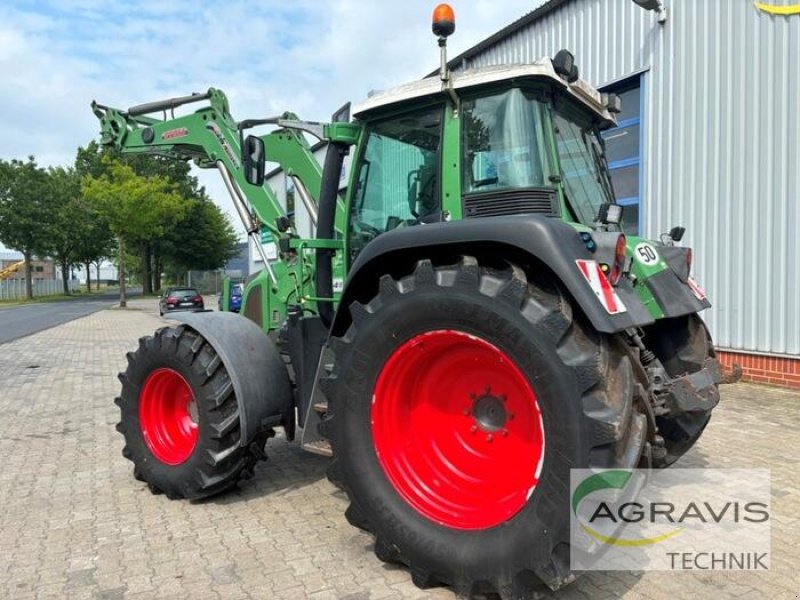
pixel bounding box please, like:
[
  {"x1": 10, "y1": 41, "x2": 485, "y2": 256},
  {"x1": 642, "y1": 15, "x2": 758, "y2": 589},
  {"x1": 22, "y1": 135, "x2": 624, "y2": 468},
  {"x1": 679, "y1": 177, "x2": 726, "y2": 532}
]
[{"x1": 349, "y1": 107, "x2": 443, "y2": 258}]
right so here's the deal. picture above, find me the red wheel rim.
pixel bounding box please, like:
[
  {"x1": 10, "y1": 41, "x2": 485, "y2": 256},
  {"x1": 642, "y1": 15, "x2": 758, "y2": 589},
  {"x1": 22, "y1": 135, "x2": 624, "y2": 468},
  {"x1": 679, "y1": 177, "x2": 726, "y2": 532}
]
[
  {"x1": 139, "y1": 368, "x2": 198, "y2": 465},
  {"x1": 371, "y1": 330, "x2": 545, "y2": 530}
]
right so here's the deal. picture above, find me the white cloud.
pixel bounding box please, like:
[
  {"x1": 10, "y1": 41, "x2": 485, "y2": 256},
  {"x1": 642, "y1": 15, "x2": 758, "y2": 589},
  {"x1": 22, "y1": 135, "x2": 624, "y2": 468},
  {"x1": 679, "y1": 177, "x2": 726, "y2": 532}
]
[{"x1": 0, "y1": 0, "x2": 539, "y2": 248}]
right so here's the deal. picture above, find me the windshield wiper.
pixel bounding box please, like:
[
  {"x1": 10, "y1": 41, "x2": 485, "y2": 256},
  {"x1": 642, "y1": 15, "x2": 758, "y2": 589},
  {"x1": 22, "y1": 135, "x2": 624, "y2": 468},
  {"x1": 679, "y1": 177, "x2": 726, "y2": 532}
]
[{"x1": 587, "y1": 132, "x2": 616, "y2": 205}]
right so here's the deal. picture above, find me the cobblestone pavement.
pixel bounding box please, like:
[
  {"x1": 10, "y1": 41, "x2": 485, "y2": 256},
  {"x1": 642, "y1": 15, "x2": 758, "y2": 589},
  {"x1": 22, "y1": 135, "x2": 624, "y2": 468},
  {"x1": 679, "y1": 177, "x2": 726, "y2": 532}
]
[{"x1": 0, "y1": 299, "x2": 798, "y2": 600}]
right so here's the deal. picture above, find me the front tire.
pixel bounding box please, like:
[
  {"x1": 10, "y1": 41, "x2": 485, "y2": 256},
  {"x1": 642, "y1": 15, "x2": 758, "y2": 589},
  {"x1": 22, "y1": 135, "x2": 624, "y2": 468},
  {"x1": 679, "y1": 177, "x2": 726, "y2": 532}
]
[
  {"x1": 116, "y1": 325, "x2": 266, "y2": 500},
  {"x1": 326, "y1": 257, "x2": 647, "y2": 596}
]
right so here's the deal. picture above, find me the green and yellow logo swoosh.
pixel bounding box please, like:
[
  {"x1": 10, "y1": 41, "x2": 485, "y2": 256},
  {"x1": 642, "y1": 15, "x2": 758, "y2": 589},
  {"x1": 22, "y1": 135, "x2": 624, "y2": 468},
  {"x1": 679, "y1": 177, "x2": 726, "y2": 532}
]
[
  {"x1": 755, "y1": 2, "x2": 800, "y2": 15},
  {"x1": 572, "y1": 470, "x2": 682, "y2": 547}
]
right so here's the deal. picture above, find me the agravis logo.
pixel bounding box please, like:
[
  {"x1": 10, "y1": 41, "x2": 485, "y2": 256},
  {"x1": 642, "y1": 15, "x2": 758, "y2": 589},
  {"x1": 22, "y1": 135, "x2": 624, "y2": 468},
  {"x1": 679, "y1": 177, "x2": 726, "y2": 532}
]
[
  {"x1": 570, "y1": 468, "x2": 772, "y2": 571},
  {"x1": 571, "y1": 470, "x2": 681, "y2": 547}
]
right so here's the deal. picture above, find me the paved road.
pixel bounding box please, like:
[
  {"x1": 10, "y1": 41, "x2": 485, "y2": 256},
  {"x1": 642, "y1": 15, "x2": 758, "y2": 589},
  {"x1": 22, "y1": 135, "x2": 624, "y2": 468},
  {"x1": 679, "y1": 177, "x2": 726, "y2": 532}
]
[
  {"x1": 0, "y1": 297, "x2": 796, "y2": 599},
  {"x1": 0, "y1": 289, "x2": 137, "y2": 344}
]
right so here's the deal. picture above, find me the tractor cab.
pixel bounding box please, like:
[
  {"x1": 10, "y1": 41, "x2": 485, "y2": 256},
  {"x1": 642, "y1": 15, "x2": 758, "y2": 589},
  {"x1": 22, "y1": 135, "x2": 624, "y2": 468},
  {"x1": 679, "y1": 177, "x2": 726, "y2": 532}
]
[{"x1": 346, "y1": 55, "x2": 624, "y2": 262}]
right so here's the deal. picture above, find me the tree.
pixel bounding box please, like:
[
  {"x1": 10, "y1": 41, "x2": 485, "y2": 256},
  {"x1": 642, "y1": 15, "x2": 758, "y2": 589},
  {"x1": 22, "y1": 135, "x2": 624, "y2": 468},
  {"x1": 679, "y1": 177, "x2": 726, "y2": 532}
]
[
  {"x1": 76, "y1": 142, "x2": 207, "y2": 294},
  {"x1": 42, "y1": 166, "x2": 83, "y2": 294},
  {"x1": 72, "y1": 197, "x2": 114, "y2": 292},
  {"x1": 159, "y1": 198, "x2": 240, "y2": 277},
  {"x1": 0, "y1": 158, "x2": 52, "y2": 299},
  {"x1": 82, "y1": 159, "x2": 185, "y2": 307}
]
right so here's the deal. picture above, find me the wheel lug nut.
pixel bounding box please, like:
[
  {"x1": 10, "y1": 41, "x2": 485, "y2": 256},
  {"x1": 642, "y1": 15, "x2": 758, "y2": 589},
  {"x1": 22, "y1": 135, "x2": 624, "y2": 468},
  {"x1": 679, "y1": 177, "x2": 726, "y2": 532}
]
[
  {"x1": 470, "y1": 425, "x2": 478, "y2": 434},
  {"x1": 486, "y1": 434, "x2": 493, "y2": 443},
  {"x1": 502, "y1": 429, "x2": 509, "y2": 437}
]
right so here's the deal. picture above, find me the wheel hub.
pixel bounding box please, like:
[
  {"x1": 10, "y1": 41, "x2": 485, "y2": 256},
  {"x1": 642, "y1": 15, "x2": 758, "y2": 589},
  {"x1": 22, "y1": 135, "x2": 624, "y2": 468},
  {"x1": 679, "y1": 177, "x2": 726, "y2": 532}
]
[
  {"x1": 371, "y1": 330, "x2": 545, "y2": 530},
  {"x1": 471, "y1": 390, "x2": 507, "y2": 432},
  {"x1": 139, "y1": 368, "x2": 198, "y2": 465}
]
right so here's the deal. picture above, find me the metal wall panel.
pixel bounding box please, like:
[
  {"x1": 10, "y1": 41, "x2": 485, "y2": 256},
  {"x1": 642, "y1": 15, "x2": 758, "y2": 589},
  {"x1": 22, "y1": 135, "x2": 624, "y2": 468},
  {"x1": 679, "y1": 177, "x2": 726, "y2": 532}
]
[{"x1": 455, "y1": 0, "x2": 800, "y2": 356}]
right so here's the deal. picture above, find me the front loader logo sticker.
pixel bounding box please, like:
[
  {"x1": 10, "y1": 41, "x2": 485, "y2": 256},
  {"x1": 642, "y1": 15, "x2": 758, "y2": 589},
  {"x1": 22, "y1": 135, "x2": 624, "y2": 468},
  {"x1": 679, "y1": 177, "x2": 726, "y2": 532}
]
[
  {"x1": 755, "y1": 2, "x2": 800, "y2": 15},
  {"x1": 162, "y1": 127, "x2": 189, "y2": 141},
  {"x1": 634, "y1": 243, "x2": 660, "y2": 266},
  {"x1": 572, "y1": 470, "x2": 683, "y2": 547}
]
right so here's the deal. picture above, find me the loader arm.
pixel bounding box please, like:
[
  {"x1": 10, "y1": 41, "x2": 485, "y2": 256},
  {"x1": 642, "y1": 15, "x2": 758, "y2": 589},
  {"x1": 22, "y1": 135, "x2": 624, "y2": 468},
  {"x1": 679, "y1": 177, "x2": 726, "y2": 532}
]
[{"x1": 91, "y1": 88, "x2": 353, "y2": 237}]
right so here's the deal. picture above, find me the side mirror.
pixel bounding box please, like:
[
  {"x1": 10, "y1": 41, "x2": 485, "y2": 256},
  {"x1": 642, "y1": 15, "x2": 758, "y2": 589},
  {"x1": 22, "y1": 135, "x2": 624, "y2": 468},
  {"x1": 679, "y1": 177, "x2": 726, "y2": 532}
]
[
  {"x1": 669, "y1": 226, "x2": 686, "y2": 242},
  {"x1": 331, "y1": 102, "x2": 351, "y2": 123},
  {"x1": 243, "y1": 135, "x2": 265, "y2": 186}
]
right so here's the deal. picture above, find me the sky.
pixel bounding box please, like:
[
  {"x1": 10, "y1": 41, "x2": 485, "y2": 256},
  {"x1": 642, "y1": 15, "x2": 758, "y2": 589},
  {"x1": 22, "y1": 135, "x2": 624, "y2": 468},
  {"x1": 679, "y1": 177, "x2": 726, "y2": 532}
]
[{"x1": 0, "y1": 0, "x2": 542, "y2": 250}]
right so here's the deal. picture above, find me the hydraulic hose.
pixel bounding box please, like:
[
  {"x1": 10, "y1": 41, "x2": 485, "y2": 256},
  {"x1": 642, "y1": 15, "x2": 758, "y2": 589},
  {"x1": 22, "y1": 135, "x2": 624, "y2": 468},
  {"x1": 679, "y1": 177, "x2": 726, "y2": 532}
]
[
  {"x1": 316, "y1": 143, "x2": 347, "y2": 327},
  {"x1": 127, "y1": 92, "x2": 211, "y2": 117}
]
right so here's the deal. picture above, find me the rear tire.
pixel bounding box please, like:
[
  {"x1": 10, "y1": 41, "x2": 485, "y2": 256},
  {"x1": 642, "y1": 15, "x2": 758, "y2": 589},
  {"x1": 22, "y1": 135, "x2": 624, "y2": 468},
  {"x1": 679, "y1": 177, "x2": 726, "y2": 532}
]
[
  {"x1": 325, "y1": 257, "x2": 647, "y2": 596},
  {"x1": 644, "y1": 314, "x2": 716, "y2": 465},
  {"x1": 116, "y1": 325, "x2": 266, "y2": 500}
]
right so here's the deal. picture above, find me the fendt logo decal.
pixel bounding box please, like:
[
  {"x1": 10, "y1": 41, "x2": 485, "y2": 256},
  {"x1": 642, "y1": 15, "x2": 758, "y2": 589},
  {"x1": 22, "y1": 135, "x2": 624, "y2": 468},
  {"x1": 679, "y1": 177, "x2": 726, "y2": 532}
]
[
  {"x1": 206, "y1": 122, "x2": 240, "y2": 169},
  {"x1": 755, "y1": 1, "x2": 800, "y2": 15}
]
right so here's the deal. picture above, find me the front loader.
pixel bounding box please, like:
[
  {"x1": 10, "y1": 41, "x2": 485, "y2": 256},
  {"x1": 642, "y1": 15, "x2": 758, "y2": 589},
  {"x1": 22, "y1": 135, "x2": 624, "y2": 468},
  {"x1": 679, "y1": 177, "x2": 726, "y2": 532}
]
[{"x1": 93, "y1": 5, "x2": 733, "y2": 597}]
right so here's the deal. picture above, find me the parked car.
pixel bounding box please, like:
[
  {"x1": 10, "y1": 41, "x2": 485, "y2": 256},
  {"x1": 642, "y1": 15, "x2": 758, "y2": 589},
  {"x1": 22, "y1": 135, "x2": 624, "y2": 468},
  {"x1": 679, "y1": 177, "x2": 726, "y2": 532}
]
[
  {"x1": 217, "y1": 282, "x2": 244, "y2": 312},
  {"x1": 159, "y1": 287, "x2": 204, "y2": 316},
  {"x1": 229, "y1": 283, "x2": 243, "y2": 312}
]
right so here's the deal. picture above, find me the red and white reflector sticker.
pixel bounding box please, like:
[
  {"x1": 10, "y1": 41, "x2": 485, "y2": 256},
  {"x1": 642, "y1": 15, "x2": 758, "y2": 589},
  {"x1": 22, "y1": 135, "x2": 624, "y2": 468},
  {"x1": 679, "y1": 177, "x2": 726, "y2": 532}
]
[
  {"x1": 575, "y1": 260, "x2": 627, "y2": 315},
  {"x1": 687, "y1": 276, "x2": 707, "y2": 301}
]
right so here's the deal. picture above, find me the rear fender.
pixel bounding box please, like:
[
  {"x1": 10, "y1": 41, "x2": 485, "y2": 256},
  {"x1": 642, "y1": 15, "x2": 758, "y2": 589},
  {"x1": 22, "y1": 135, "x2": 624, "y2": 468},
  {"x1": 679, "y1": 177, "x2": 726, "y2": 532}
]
[
  {"x1": 333, "y1": 216, "x2": 656, "y2": 337},
  {"x1": 170, "y1": 311, "x2": 293, "y2": 446}
]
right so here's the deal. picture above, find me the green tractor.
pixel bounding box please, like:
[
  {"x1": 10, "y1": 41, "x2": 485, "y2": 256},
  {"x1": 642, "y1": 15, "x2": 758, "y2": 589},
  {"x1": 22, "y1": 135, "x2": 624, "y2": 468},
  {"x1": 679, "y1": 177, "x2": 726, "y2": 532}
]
[{"x1": 93, "y1": 5, "x2": 729, "y2": 597}]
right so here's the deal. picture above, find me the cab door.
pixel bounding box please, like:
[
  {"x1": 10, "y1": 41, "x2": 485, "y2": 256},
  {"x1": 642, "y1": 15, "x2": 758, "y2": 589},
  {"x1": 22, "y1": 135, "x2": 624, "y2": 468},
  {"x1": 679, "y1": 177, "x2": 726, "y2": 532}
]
[{"x1": 347, "y1": 105, "x2": 445, "y2": 264}]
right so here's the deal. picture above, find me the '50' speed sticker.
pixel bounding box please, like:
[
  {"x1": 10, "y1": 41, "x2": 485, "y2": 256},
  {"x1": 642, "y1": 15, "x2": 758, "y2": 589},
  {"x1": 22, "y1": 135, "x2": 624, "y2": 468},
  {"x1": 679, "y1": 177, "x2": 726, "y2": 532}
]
[{"x1": 634, "y1": 243, "x2": 660, "y2": 266}]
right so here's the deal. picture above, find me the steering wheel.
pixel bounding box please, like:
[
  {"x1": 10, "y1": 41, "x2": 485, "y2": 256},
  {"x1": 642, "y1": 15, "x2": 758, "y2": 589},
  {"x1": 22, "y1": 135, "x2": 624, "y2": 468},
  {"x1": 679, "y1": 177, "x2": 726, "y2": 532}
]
[{"x1": 354, "y1": 220, "x2": 382, "y2": 241}]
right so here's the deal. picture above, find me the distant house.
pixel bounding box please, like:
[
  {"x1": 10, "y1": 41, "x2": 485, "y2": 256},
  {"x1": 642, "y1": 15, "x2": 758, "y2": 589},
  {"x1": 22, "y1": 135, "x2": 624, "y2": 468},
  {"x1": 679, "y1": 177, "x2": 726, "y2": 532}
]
[
  {"x1": 75, "y1": 262, "x2": 118, "y2": 285},
  {"x1": 0, "y1": 251, "x2": 55, "y2": 281}
]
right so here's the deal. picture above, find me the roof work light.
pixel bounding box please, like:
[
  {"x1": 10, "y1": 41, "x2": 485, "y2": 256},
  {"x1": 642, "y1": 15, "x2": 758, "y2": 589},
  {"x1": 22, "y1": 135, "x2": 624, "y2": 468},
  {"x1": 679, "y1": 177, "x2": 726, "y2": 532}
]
[{"x1": 552, "y1": 49, "x2": 579, "y2": 83}]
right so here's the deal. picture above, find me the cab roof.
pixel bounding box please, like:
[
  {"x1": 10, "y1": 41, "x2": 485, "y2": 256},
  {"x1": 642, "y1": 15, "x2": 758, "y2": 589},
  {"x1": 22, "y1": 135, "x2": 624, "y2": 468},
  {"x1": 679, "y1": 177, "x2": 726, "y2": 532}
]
[{"x1": 352, "y1": 58, "x2": 615, "y2": 125}]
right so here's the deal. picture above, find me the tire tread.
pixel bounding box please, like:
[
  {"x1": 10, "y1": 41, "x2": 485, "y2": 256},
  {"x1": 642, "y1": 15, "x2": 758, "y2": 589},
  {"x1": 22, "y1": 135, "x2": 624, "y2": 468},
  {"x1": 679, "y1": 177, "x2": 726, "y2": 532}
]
[{"x1": 325, "y1": 256, "x2": 646, "y2": 596}]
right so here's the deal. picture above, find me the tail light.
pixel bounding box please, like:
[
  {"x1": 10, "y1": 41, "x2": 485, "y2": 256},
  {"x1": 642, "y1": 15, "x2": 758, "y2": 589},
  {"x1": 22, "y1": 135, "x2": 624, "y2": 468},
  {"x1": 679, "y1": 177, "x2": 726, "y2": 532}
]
[
  {"x1": 193, "y1": 295, "x2": 203, "y2": 303},
  {"x1": 609, "y1": 234, "x2": 627, "y2": 285},
  {"x1": 167, "y1": 296, "x2": 177, "y2": 305}
]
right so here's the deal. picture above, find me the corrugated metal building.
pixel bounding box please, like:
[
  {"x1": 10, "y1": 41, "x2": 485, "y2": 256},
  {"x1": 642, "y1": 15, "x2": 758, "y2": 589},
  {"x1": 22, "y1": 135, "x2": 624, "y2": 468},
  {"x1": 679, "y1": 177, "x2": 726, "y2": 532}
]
[
  {"x1": 442, "y1": 0, "x2": 800, "y2": 383},
  {"x1": 259, "y1": 0, "x2": 799, "y2": 383}
]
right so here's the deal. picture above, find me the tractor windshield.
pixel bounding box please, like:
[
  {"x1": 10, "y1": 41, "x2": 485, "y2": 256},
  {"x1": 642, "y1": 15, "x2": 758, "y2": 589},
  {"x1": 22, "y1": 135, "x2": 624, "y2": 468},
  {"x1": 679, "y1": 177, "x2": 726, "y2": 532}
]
[{"x1": 552, "y1": 110, "x2": 616, "y2": 225}]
